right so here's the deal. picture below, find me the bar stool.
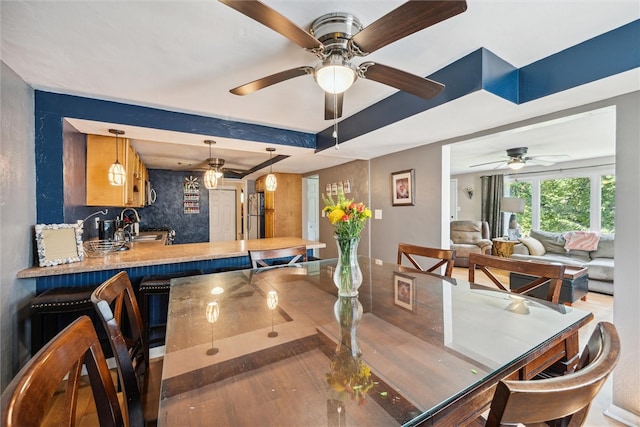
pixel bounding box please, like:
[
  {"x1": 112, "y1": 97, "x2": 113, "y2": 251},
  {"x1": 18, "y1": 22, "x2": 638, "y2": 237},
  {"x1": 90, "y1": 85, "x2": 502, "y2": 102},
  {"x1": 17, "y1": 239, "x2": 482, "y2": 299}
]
[
  {"x1": 29, "y1": 285, "x2": 99, "y2": 356},
  {"x1": 139, "y1": 269, "x2": 203, "y2": 347}
]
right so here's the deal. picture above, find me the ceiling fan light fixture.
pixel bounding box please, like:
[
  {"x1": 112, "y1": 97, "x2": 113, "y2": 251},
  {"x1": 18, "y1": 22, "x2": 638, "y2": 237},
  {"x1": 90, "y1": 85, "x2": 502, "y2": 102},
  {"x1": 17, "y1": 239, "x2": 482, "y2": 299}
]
[
  {"x1": 107, "y1": 129, "x2": 126, "y2": 186},
  {"x1": 314, "y1": 55, "x2": 356, "y2": 94},
  {"x1": 508, "y1": 158, "x2": 526, "y2": 170},
  {"x1": 265, "y1": 147, "x2": 277, "y2": 191}
]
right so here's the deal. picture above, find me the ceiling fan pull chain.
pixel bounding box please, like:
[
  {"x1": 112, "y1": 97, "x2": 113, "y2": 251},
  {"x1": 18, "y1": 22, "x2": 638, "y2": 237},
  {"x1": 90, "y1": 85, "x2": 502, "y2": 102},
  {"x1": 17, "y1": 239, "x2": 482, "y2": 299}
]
[{"x1": 333, "y1": 85, "x2": 339, "y2": 150}]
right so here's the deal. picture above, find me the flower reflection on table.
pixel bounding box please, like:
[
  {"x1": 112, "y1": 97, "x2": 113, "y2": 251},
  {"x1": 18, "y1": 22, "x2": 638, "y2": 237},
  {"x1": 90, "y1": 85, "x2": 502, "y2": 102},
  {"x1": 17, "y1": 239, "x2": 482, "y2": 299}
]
[{"x1": 326, "y1": 297, "x2": 374, "y2": 407}]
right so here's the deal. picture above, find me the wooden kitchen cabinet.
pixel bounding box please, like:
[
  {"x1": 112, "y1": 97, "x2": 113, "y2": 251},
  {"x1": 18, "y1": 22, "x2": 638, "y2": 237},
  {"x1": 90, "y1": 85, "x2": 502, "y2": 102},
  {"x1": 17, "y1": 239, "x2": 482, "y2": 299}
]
[
  {"x1": 255, "y1": 173, "x2": 302, "y2": 238},
  {"x1": 86, "y1": 134, "x2": 147, "y2": 207}
]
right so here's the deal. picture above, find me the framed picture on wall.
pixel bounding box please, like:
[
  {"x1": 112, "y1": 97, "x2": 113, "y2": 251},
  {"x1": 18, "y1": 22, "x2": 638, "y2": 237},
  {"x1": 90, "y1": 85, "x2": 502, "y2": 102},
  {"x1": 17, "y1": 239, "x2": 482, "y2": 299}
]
[
  {"x1": 393, "y1": 272, "x2": 416, "y2": 313},
  {"x1": 391, "y1": 169, "x2": 415, "y2": 206}
]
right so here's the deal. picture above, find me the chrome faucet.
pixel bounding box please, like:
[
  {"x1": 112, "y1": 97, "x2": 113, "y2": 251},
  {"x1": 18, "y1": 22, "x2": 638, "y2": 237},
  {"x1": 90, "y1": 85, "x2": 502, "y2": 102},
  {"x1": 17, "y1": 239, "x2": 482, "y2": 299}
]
[{"x1": 119, "y1": 208, "x2": 141, "y2": 236}]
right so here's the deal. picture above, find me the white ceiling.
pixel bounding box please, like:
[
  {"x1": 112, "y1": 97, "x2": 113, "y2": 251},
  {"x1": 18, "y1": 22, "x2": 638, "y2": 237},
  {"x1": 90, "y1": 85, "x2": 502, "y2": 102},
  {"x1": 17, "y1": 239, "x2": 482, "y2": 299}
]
[{"x1": 2, "y1": 1, "x2": 638, "y2": 179}]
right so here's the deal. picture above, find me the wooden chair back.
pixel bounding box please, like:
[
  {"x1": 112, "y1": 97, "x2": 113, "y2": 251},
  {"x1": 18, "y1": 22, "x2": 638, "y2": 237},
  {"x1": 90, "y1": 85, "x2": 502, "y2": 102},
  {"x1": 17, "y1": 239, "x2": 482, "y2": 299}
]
[
  {"x1": 0, "y1": 316, "x2": 124, "y2": 427},
  {"x1": 91, "y1": 271, "x2": 155, "y2": 427},
  {"x1": 397, "y1": 243, "x2": 456, "y2": 277},
  {"x1": 249, "y1": 246, "x2": 308, "y2": 269},
  {"x1": 468, "y1": 253, "x2": 565, "y2": 303},
  {"x1": 485, "y1": 322, "x2": 620, "y2": 426}
]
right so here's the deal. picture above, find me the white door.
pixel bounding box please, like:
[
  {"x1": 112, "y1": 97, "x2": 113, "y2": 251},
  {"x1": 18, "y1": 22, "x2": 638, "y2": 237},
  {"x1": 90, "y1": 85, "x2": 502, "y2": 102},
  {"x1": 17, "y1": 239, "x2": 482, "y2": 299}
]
[
  {"x1": 209, "y1": 189, "x2": 237, "y2": 242},
  {"x1": 450, "y1": 179, "x2": 458, "y2": 221}
]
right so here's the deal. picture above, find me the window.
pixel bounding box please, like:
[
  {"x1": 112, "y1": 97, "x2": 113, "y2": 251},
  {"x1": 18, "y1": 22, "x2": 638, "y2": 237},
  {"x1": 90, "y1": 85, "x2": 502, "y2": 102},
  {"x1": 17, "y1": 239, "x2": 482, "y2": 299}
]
[
  {"x1": 540, "y1": 177, "x2": 590, "y2": 232},
  {"x1": 601, "y1": 174, "x2": 616, "y2": 233},
  {"x1": 508, "y1": 172, "x2": 615, "y2": 234}
]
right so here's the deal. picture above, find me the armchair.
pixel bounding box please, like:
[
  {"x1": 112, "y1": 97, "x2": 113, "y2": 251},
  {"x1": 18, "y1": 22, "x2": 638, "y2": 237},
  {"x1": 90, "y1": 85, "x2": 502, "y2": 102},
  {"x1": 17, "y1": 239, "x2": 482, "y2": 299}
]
[{"x1": 449, "y1": 220, "x2": 492, "y2": 267}]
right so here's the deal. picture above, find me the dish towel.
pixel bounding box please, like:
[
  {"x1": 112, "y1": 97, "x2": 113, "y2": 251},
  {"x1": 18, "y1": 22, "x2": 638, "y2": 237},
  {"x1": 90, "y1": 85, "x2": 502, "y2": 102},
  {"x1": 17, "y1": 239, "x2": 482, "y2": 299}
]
[{"x1": 563, "y1": 231, "x2": 601, "y2": 251}]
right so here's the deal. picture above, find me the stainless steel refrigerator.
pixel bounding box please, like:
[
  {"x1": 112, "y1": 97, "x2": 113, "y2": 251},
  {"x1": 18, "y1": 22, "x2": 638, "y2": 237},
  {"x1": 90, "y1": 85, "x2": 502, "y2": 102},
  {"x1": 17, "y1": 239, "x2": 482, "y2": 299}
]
[{"x1": 247, "y1": 193, "x2": 265, "y2": 239}]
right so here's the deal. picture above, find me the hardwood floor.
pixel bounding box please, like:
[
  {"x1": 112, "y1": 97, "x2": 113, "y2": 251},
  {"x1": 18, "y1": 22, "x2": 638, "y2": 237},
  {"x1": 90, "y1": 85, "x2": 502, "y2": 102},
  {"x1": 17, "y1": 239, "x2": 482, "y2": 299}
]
[
  {"x1": 452, "y1": 266, "x2": 624, "y2": 427},
  {"x1": 48, "y1": 268, "x2": 619, "y2": 426}
]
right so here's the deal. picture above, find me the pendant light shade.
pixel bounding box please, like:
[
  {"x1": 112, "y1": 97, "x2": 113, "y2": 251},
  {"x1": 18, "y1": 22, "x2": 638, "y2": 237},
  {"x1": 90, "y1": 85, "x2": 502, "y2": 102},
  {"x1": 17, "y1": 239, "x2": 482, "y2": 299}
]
[
  {"x1": 108, "y1": 129, "x2": 126, "y2": 186},
  {"x1": 203, "y1": 140, "x2": 218, "y2": 190},
  {"x1": 203, "y1": 169, "x2": 218, "y2": 189},
  {"x1": 265, "y1": 147, "x2": 277, "y2": 191}
]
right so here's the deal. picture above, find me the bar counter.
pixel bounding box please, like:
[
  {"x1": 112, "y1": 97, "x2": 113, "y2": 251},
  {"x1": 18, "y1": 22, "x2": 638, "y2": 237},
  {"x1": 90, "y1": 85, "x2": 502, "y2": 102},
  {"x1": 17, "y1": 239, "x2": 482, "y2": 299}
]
[
  {"x1": 17, "y1": 237, "x2": 325, "y2": 279},
  {"x1": 19, "y1": 237, "x2": 326, "y2": 296}
]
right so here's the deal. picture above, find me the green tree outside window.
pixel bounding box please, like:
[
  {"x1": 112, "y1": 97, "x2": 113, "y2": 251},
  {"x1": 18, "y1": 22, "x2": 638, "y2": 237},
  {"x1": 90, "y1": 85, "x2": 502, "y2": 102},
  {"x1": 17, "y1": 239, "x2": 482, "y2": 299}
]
[{"x1": 601, "y1": 174, "x2": 616, "y2": 234}]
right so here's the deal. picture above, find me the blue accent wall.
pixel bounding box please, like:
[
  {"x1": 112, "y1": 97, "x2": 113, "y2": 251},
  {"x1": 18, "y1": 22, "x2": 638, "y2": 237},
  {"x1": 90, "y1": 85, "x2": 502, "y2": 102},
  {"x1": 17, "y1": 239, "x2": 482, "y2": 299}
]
[
  {"x1": 34, "y1": 92, "x2": 315, "y2": 224},
  {"x1": 142, "y1": 169, "x2": 210, "y2": 244}
]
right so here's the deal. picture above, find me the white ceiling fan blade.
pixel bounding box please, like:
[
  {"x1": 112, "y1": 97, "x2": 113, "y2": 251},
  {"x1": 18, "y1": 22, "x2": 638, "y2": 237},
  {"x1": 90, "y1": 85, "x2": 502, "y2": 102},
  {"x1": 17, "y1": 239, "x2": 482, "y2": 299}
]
[
  {"x1": 470, "y1": 159, "x2": 507, "y2": 168},
  {"x1": 527, "y1": 158, "x2": 556, "y2": 166}
]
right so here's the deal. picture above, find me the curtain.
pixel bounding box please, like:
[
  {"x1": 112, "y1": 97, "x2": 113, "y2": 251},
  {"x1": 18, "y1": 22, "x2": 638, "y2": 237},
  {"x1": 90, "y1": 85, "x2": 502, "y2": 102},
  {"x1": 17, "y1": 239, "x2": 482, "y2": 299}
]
[{"x1": 481, "y1": 174, "x2": 504, "y2": 239}]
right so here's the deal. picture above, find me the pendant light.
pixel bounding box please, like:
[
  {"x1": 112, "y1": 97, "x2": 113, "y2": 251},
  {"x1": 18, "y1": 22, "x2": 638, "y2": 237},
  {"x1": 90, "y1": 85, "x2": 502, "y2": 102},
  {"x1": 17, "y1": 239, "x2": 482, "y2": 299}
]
[
  {"x1": 203, "y1": 140, "x2": 218, "y2": 190},
  {"x1": 108, "y1": 129, "x2": 126, "y2": 186},
  {"x1": 265, "y1": 147, "x2": 277, "y2": 191}
]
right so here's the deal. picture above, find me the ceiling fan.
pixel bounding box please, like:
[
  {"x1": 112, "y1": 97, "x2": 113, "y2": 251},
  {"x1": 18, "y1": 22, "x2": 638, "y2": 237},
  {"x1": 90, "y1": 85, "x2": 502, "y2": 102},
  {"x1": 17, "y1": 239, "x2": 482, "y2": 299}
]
[
  {"x1": 470, "y1": 147, "x2": 571, "y2": 170},
  {"x1": 219, "y1": 0, "x2": 467, "y2": 120},
  {"x1": 174, "y1": 141, "x2": 250, "y2": 177},
  {"x1": 176, "y1": 157, "x2": 249, "y2": 176}
]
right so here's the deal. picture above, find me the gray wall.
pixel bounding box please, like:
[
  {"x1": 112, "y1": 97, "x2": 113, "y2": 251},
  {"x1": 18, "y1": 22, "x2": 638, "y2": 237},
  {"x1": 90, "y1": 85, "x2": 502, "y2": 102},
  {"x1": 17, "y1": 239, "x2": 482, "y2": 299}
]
[
  {"x1": 0, "y1": 61, "x2": 36, "y2": 389},
  {"x1": 370, "y1": 143, "x2": 445, "y2": 264},
  {"x1": 315, "y1": 160, "x2": 370, "y2": 259}
]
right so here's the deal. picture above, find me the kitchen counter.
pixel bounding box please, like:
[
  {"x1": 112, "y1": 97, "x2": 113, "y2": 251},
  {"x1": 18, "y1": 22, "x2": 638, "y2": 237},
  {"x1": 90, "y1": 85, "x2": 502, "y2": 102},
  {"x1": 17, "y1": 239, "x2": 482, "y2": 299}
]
[{"x1": 17, "y1": 237, "x2": 326, "y2": 279}]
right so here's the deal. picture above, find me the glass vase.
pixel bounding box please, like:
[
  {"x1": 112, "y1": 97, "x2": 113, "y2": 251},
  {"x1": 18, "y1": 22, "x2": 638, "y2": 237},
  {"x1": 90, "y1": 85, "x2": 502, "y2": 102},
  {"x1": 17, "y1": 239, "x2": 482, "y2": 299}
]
[
  {"x1": 333, "y1": 235, "x2": 363, "y2": 297},
  {"x1": 333, "y1": 296, "x2": 363, "y2": 358}
]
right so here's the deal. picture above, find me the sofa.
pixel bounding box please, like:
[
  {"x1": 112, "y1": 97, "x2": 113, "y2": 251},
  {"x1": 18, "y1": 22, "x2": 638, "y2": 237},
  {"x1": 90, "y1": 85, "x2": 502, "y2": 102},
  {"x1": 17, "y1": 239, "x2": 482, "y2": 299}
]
[
  {"x1": 511, "y1": 229, "x2": 614, "y2": 295},
  {"x1": 450, "y1": 220, "x2": 493, "y2": 267}
]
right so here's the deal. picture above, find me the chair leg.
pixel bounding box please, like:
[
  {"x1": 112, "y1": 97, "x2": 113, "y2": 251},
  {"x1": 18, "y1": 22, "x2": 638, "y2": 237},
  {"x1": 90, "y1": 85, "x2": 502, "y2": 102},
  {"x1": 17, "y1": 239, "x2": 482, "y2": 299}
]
[{"x1": 31, "y1": 312, "x2": 43, "y2": 356}]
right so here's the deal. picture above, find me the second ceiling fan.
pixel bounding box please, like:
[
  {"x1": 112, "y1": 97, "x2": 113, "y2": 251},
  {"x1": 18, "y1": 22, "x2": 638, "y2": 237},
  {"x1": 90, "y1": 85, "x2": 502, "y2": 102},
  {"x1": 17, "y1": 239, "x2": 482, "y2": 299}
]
[
  {"x1": 470, "y1": 147, "x2": 571, "y2": 170},
  {"x1": 220, "y1": 0, "x2": 467, "y2": 120}
]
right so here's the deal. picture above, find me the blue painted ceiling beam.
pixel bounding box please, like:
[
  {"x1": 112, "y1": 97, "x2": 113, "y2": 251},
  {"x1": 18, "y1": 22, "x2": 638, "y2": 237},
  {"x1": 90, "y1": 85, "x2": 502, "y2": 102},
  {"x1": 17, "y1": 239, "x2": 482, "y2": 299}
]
[
  {"x1": 520, "y1": 19, "x2": 640, "y2": 102},
  {"x1": 317, "y1": 19, "x2": 639, "y2": 152}
]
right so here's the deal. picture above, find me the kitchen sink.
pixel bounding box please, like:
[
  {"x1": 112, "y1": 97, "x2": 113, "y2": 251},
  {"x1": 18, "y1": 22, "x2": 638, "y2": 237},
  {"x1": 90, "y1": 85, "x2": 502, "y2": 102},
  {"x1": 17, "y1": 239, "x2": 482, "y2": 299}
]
[{"x1": 132, "y1": 233, "x2": 164, "y2": 242}]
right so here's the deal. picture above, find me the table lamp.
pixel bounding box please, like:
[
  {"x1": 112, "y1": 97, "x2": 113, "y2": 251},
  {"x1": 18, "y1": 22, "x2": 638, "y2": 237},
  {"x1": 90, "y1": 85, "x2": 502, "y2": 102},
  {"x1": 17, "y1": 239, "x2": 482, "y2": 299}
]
[{"x1": 501, "y1": 197, "x2": 525, "y2": 240}]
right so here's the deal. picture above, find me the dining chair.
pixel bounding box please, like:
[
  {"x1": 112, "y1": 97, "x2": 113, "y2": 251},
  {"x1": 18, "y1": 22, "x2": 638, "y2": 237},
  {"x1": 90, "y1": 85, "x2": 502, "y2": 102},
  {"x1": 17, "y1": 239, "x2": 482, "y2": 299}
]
[
  {"x1": 484, "y1": 321, "x2": 620, "y2": 427},
  {"x1": 91, "y1": 271, "x2": 161, "y2": 427},
  {"x1": 397, "y1": 243, "x2": 456, "y2": 277},
  {"x1": 0, "y1": 316, "x2": 124, "y2": 427},
  {"x1": 468, "y1": 253, "x2": 565, "y2": 303},
  {"x1": 248, "y1": 246, "x2": 308, "y2": 269}
]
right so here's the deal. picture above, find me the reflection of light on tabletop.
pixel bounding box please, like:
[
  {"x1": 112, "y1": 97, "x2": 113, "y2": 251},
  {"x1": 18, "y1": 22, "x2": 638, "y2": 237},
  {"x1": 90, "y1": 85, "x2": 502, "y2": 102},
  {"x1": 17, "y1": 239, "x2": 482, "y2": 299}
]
[
  {"x1": 205, "y1": 301, "x2": 220, "y2": 355},
  {"x1": 267, "y1": 290, "x2": 279, "y2": 310},
  {"x1": 211, "y1": 287, "x2": 224, "y2": 295},
  {"x1": 206, "y1": 301, "x2": 220, "y2": 323},
  {"x1": 267, "y1": 291, "x2": 279, "y2": 338}
]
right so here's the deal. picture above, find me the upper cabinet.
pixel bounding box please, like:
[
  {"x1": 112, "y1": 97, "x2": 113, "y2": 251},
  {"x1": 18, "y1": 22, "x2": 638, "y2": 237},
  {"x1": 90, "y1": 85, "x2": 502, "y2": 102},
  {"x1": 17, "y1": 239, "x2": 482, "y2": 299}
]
[{"x1": 86, "y1": 135, "x2": 148, "y2": 207}]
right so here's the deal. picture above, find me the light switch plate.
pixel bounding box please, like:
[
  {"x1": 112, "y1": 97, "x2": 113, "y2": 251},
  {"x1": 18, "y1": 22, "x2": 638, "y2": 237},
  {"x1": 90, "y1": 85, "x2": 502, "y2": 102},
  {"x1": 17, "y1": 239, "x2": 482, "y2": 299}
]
[{"x1": 374, "y1": 209, "x2": 382, "y2": 219}]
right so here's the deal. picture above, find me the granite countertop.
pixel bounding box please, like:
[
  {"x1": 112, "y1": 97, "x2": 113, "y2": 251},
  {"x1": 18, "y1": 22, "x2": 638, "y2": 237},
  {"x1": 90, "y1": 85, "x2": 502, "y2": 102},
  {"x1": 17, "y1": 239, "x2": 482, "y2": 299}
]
[{"x1": 17, "y1": 237, "x2": 326, "y2": 278}]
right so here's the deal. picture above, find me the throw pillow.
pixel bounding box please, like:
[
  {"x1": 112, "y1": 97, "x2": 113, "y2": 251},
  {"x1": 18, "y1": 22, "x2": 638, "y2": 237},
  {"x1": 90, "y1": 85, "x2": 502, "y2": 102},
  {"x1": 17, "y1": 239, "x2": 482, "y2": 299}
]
[
  {"x1": 530, "y1": 230, "x2": 565, "y2": 254},
  {"x1": 518, "y1": 236, "x2": 546, "y2": 256}
]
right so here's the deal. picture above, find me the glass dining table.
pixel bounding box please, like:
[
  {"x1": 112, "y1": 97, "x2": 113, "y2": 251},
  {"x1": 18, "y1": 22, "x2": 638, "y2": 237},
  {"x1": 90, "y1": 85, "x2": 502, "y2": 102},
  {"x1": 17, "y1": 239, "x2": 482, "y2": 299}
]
[{"x1": 158, "y1": 257, "x2": 593, "y2": 426}]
